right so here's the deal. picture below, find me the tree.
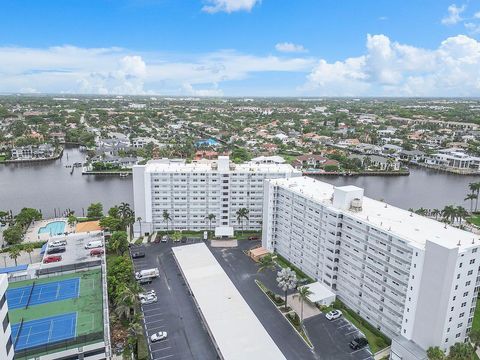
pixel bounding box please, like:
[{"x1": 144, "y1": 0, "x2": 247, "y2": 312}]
[
  {"x1": 24, "y1": 243, "x2": 35, "y2": 264},
  {"x1": 465, "y1": 194, "x2": 477, "y2": 213},
  {"x1": 426, "y1": 346, "x2": 445, "y2": 360},
  {"x1": 442, "y1": 205, "x2": 457, "y2": 224},
  {"x1": 276, "y1": 267, "x2": 297, "y2": 310},
  {"x1": 206, "y1": 213, "x2": 216, "y2": 231},
  {"x1": 136, "y1": 217, "x2": 142, "y2": 236},
  {"x1": 8, "y1": 246, "x2": 22, "y2": 266},
  {"x1": 297, "y1": 286, "x2": 313, "y2": 323},
  {"x1": 162, "y1": 210, "x2": 171, "y2": 231},
  {"x1": 236, "y1": 208, "x2": 249, "y2": 234},
  {"x1": 109, "y1": 231, "x2": 129, "y2": 256},
  {"x1": 99, "y1": 216, "x2": 123, "y2": 232},
  {"x1": 114, "y1": 284, "x2": 137, "y2": 320},
  {"x1": 431, "y1": 209, "x2": 441, "y2": 220},
  {"x1": 87, "y1": 202, "x2": 103, "y2": 219},
  {"x1": 172, "y1": 231, "x2": 181, "y2": 243},
  {"x1": 257, "y1": 253, "x2": 276, "y2": 273},
  {"x1": 127, "y1": 317, "x2": 144, "y2": 358},
  {"x1": 469, "y1": 182, "x2": 480, "y2": 212},
  {"x1": 447, "y1": 342, "x2": 474, "y2": 360},
  {"x1": 67, "y1": 215, "x2": 77, "y2": 227},
  {"x1": 456, "y1": 206, "x2": 468, "y2": 224},
  {"x1": 469, "y1": 328, "x2": 480, "y2": 352},
  {"x1": 15, "y1": 208, "x2": 42, "y2": 227},
  {"x1": 3, "y1": 225, "x2": 24, "y2": 245},
  {"x1": 108, "y1": 206, "x2": 120, "y2": 218}
]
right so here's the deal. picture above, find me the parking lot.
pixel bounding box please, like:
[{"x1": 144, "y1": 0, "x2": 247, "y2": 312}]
[
  {"x1": 130, "y1": 239, "x2": 218, "y2": 360},
  {"x1": 304, "y1": 315, "x2": 373, "y2": 360},
  {"x1": 208, "y1": 240, "x2": 374, "y2": 360}
]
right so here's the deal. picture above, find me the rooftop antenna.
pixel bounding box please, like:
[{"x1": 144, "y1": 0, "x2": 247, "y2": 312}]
[
  {"x1": 472, "y1": 239, "x2": 475, "y2": 244},
  {"x1": 457, "y1": 240, "x2": 461, "y2": 246}
]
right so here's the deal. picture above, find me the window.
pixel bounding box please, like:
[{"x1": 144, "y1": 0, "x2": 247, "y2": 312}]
[
  {"x1": 6, "y1": 336, "x2": 12, "y2": 355},
  {"x1": 2, "y1": 313, "x2": 9, "y2": 332},
  {"x1": 470, "y1": 259, "x2": 476, "y2": 265},
  {"x1": 0, "y1": 295, "x2": 5, "y2": 309}
]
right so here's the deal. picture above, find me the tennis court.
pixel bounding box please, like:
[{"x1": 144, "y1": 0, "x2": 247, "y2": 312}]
[
  {"x1": 6, "y1": 278, "x2": 80, "y2": 309},
  {"x1": 11, "y1": 312, "x2": 77, "y2": 351}
]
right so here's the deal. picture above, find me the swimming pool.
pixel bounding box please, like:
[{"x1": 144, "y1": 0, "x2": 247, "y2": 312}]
[{"x1": 38, "y1": 221, "x2": 66, "y2": 235}]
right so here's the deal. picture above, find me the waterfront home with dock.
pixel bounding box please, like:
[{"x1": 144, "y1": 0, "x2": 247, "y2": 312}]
[{"x1": 424, "y1": 148, "x2": 480, "y2": 174}]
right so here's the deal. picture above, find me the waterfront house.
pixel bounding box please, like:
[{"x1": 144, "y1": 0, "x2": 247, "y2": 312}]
[
  {"x1": 425, "y1": 148, "x2": 480, "y2": 171},
  {"x1": 399, "y1": 150, "x2": 425, "y2": 163},
  {"x1": 10, "y1": 144, "x2": 55, "y2": 160},
  {"x1": 349, "y1": 154, "x2": 401, "y2": 171},
  {"x1": 292, "y1": 155, "x2": 339, "y2": 170}
]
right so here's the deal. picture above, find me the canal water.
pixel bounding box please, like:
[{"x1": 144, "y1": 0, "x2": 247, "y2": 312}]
[{"x1": 0, "y1": 147, "x2": 478, "y2": 217}]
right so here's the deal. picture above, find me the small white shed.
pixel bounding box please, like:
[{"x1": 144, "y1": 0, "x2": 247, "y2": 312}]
[{"x1": 301, "y1": 281, "x2": 336, "y2": 306}]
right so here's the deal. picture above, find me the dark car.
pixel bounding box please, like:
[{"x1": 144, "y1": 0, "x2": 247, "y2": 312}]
[
  {"x1": 132, "y1": 251, "x2": 145, "y2": 259},
  {"x1": 248, "y1": 236, "x2": 260, "y2": 241},
  {"x1": 47, "y1": 246, "x2": 66, "y2": 254},
  {"x1": 181, "y1": 236, "x2": 187, "y2": 243},
  {"x1": 349, "y1": 337, "x2": 368, "y2": 350}
]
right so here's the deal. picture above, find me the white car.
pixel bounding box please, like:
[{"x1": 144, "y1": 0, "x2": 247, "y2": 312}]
[
  {"x1": 140, "y1": 295, "x2": 157, "y2": 305},
  {"x1": 150, "y1": 331, "x2": 167, "y2": 342},
  {"x1": 326, "y1": 310, "x2": 342, "y2": 321},
  {"x1": 139, "y1": 290, "x2": 156, "y2": 300},
  {"x1": 49, "y1": 240, "x2": 67, "y2": 247}
]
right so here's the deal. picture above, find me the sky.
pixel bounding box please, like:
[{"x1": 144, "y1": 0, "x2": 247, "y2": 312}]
[{"x1": 1, "y1": 0, "x2": 480, "y2": 97}]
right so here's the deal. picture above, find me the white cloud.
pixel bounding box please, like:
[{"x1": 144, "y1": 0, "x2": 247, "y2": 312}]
[
  {"x1": 303, "y1": 34, "x2": 480, "y2": 96},
  {"x1": 0, "y1": 46, "x2": 313, "y2": 95},
  {"x1": 275, "y1": 42, "x2": 307, "y2": 53},
  {"x1": 442, "y1": 4, "x2": 466, "y2": 25},
  {"x1": 474, "y1": 11, "x2": 480, "y2": 19},
  {"x1": 202, "y1": 0, "x2": 260, "y2": 13}
]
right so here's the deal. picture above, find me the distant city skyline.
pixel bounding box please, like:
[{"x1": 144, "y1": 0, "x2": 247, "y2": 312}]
[{"x1": 2, "y1": 0, "x2": 480, "y2": 96}]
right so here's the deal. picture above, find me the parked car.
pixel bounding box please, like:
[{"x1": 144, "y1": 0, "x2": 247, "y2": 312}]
[
  {"x1": 131, "y1": 251, "x2": 145, "y2": 259},
  {"x1": 248, "y1": 236, "x2": 260, "y2": 241},
  {"x1": 349, "y1": 337, "x2": 368, "y2": 350},
  {"x1": 140, "y1": 294, "x2": 157, "y2": 305},
  {"x1": 325, "y1": 310, "x2": 342, "y2": 321},
  {"x1": 85, "y1": 240, "x2": 103, "y2": 249},
  {"x1": 139, "y1": 290, "x2": 156, "y2": 300},
  {"x1": 49, "y1": 240, "x2": 67, "y2": 247},
  {"x1": 90, "y1": 248, "x2": 104, "y2": 257},
  {"x1": 161, "y1": 235, "x2": 169, "y2": 243},
  {"x1": 43, "y1": 255, "x2": 62, "y2": 263},
  {"x1": 181, "y1": 236, "x2": 187, "y2": 243},
  {"x1": 150, "y1": 331, "x2": 168, "y2": 342},
  {"x1": 138, "y1": 278, "x2": 152, "y2": 285},
  {"x1": 47, "y1": 246, "x2": 66, "y2": 254}
]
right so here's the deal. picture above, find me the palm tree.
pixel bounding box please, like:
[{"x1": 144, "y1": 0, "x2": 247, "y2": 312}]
[
  {"x1": 257, "y1": 254, "x2": 276, "y2": 273},
  {"x1": 442, "y1": 205, "x2": 457, "y2": 224},
  {"x1": 469, "y1": 182, "x2": 480, "y2": 212},
  {"x1": 448, "y1": 342, "x2": 474, "y2": 359},
  {"x1": 115, "y1": 285, "x2": 138, "y2": 320},
  {"x1": 276, "y1": 267, "x2": 297, "y2": 311},
  {"x1": 456, "y1": 206, "x2": 468, "y2": 224},
  {"x1": 24, "y1": 243, "x2": 35, "y2": 264},
  {"x1": 162, "y1": 210, "x2": 172, "y2": 232},
  {"x1": 236, "y1": 208, "x2": 249, "y2": 234},
  {"x1": 465, "y1": 193, "x2": 477, "y2": 213},
  {"x1": 128, "y1": 317, "x2": 144, "y2": 357},
  {"x1": 136, "y1": 217, "x2": 142, "y2": 236},
  {"x1": 415, "y1": 208, "x2": 427, "y2": 216},
  {"x1": 8, "y1": 246, "x2": 21, "y2": 267},
  {"x1": 297, "y1": 286, "x2": 313, "y2": 324},
  {"x1": 431, "y1": 209, "x2": 441, "y2": 220},
  {"x1": 205, "y1": 213, "x2": 216, "y2": 232}
]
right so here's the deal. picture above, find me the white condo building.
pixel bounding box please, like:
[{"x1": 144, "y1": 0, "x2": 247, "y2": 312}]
[
  {"x1": 0, "y1": 275, "x2": 13, "y2": 360},
  {"x1": 133, "y1": 156, "x2": 301, "y2": 235},
  {"x1": 262, "y1": 176, "x2": 480, "y2": 359}
]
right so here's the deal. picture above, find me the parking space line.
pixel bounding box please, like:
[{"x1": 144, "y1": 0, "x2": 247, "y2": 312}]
[
  {"x1": 146, "y1": 318, "x2": 165, "y2": 325},
  {"x1": 151, "y1": 346, "x2": 172, "y2": 353},
  {"x1": 155, "y1": 355, "x2": 175, "y2": 360},
  {"x1": 148, "y1": 325, "x2": 168, "y2": 333}
]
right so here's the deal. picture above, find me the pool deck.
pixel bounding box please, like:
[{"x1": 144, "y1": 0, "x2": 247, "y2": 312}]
[{"x1": 24, "y1": 218, "x2": 75, "y2": 243}]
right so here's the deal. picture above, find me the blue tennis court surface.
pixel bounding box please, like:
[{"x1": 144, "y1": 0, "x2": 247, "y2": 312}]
[
  {"x1": 7, "y1": 278, "x2": 80, "y2": 309},
  {"x1": 11, "y1": 313, "x2": 77, "y2": 351}
]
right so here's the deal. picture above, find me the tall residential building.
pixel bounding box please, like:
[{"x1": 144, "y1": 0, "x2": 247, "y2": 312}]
[
  {"x1": 133, "y1": 156, "x2": 301, "y2": 235},
  {"x1": 262, "y1": 176, "x2": 480, "y2": 359},
  {"x1": 0, "y1": 275, "x2": 13, "y2": 360}
]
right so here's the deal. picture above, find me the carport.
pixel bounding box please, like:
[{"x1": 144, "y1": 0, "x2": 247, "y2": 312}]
[{"x1": 301, "y1": 281, "x2": 336, "y2": 306}]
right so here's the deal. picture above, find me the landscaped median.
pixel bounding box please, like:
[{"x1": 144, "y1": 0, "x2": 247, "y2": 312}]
[
  {"x1": 318, "y1": 300, "x2": 391, "y2": 354},
  {"x1": 255, "y1": 279, "x2": 314, "y2": 349}
]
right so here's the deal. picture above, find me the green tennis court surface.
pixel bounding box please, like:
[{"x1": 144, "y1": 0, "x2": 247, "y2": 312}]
[{"x1": 8, "y1": 269, "x2": 104, "y2": 354}]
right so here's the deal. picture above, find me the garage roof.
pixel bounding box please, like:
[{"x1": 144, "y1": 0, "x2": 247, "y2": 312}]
[
  {"x1": 302, "y1": 281, "x2": 336, "y2": 303},
  {"x1": 173, "y1": 243, "x2": 286, "y2": 360}
]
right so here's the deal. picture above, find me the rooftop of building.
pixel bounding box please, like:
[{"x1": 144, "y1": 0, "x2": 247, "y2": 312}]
[
  {"x1": 140, "y1": 156, "x2": 300, "y2": 174},
  {"x1": 267, "y1": 176, "x2": 479, "y2": 250}
]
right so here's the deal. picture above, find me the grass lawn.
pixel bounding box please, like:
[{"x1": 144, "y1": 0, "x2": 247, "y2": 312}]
[
  {"x1": 0, "y1": 155, "x2": 5, "y2": 163},
  {"x1": 234, "y1": 230, "x2": 261, "y2": 240},
  {"x1": 472, "y1": 299, "x2": 480, "y2": 333},
  {"x1": 277, "y1": 153, "x2": 297, "y2": 164},
  {"x1": 275, "y1": 253, "x2": 315, "y2": 283},
  {"x1": 467, "y1": 215, "x2": 480, "y2": 227}
]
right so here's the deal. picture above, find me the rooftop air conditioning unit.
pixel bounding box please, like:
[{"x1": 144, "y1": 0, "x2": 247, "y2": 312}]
[{"x1": 350, "y1": 198, "x2": 363, "y2": 212}]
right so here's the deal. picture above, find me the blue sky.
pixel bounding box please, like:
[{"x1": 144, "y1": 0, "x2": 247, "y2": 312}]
[{"x1": 1, "y1": 0, "x2": 480, "y2": 96}]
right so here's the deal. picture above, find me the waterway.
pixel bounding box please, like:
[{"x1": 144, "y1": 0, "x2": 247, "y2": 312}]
[{"x1": 0, "y1": 148, "x2": 478, "y2": 217}]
